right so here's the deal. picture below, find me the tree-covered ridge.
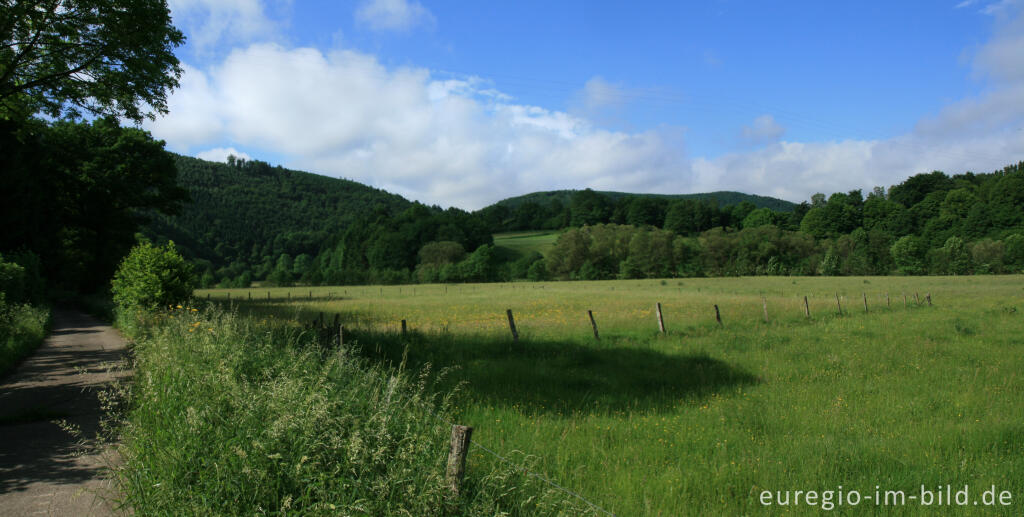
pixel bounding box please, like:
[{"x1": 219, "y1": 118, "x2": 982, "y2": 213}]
[
  {"x1": 147, "y1": 153, "x2": 1024, "y2": 289},
  {"x1": 143, "y1": 154, "x2": 412, "y2": 282},
  {"x1": 476, "y1": 189, "x2": 797, "y2": 233},
  {"x1": 492, "y1": 189, "x2": 796, "y2": 211}
]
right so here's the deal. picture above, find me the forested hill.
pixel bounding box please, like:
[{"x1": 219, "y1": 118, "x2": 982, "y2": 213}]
[
  {"x1": 143, "y1": 155, "x2": 411, "y2": 277},
  {"x1": 493, "y1": 190, "x2": 797, "y2": 212}
]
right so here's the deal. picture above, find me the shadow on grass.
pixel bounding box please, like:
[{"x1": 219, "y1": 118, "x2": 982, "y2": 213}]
[{"x1": 343, "y1": 328, "x2": 760, "y2": 415}]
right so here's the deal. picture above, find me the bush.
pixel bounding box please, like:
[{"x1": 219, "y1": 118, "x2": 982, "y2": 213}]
[
  {"x1": 111, "y1": 242, "x2": 196, "y2": 312},
  {"x1": 0, "y1": 299, "x2": 50, "y2": 377}
]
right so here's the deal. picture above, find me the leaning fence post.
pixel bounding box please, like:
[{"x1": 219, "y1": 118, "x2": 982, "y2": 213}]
[
  {"x1": 835, "y1": 293, "x2": 842, "y2": 315},
  {"x1": 446, "y1": 425, "x2": 474, "y2": 498},
  {"x1": 656, "y1": 302, "x2": 666, "y2": 334},
  {"x1": 506, "y1": 309, "x2": 519, "y2": 342},
  {"x1": 804, "y1": 296, "x2": 811, "y2": 319},
  {"x1": 915, "y1": 292, "x2": 920, "y2": 305},
  {"x1": 588, "y1": 310, "x2": 600, "y2": 340},
  {"x1": 863, "y1": 292, "x2": 868, "y2": 313},
  {"x1": 714, "y1": 304, "x2": 723, "y2": 327}
]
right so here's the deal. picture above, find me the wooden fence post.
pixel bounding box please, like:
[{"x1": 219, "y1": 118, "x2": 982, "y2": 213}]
[
  {"x1": 333, "y1": 313, "x2": 340, "y2": 329},
  {"x1": 903, "y1": 293, "x2": 907, "y2": 308},
  {"x1": 804, "y1": 296, "x2": 811, "y2": 319},
  {"x1": 762, "y1": 297, "x2": 769, "y2": 323},
  {"x1": 886, "y1": 293, "x2": 890, "y2": 308},
  {"x1": 318, "y1": 312, "x2": 324, "y2": 329},
  {"x1": 835, "y1": 293, "x2": 842, "y2": 315},
  {"x1": 926, "y1": 293, "x2": 932, "y2": 306},
  {"x1": 267, "y1": 291, "x2": 271, "y2": 301},
  {"x1": 248, "y1": 291, "x2": 251, "y2": 301},
  {"x1": 309, "y1": 290, "x2": 312, "y2": 300},
  {"x1": 506, "y1": 309, "x2": 519, "y2": 342},
  {"x1": 207, "y1": 293, "x2": 211, "y2": 301},
  {"x1": 588, "y1": 310, "x2": 600, "y2": 340},
  {"x1": 714, "y1": 304, "x2": 723, "y2": 327},
  {"x1": 446, "y1": 425, "x2": 474, "y2": 498},
  {"x1": 401, "y1": 319, "x2": 407, "y2": 335},
  {"x1": 863, "y1": 292, "x2": 868, "y2": 313},
  {"x1": 656, "y1": 303, "x2": 666, "y2": 333}
]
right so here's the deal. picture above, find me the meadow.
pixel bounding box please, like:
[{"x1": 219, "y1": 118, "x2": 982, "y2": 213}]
[
  {"x1": 198, "y1": 275, "x2": 1024, "y2": 515},
  {"x1": 493, "y1": 230, "x2": 560, "y2": 259}
]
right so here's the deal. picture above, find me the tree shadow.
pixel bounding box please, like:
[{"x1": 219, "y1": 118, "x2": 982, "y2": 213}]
[{"x1": 343, "y1": 329, "x2": 760, "y2": 415}]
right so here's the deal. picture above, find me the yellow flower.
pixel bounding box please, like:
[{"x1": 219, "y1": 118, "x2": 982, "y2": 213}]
[{"x1": 176, "y1": 305, "x2": 183, "y2": 309}]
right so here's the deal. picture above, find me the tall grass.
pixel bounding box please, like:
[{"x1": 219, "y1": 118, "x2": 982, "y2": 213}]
[
  {"x1": 112, "y1": 305, "x2": 595, "y2": 516},
  {"x1": 0, "y1": 301, "x2": 50, "y2": 377},
  {"x1": 203, "y1": 275, "x2": 1024, "y2": 515}
]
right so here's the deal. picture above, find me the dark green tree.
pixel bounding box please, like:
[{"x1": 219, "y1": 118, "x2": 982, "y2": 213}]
[{"x1": 1, "y1": 0, "x2": 185, "y2": 122}]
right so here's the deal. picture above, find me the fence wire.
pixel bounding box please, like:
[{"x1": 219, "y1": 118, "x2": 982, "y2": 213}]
[{"x1": 423, "y1": 407, "x2": 617, "y2": 517}]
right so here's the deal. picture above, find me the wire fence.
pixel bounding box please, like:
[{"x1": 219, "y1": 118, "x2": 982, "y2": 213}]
[{"x1": 420, "y1": 403, "x2": 618, "y2": 517}]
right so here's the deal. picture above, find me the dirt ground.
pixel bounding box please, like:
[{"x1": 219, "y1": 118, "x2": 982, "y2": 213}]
[{"x1": 0, "y1": 309, "x2": 129, "y2": 516}]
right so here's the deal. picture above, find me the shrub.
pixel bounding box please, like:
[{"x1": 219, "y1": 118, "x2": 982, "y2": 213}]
[{"x1": 111, "y1": 242, "x2": 195, "y2": 312}]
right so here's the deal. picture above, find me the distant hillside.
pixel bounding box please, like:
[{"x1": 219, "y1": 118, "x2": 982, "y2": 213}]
[
  {"x1": 144, "y1": 155, "x2": 411, "y2": 272},
  {"x1": 493, "y1": 189, "x2": 798, "y2": 212}
]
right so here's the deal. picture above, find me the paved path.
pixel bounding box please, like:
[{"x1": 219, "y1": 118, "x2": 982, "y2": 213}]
[{"x1": 0, "y1": 309, "x2": 129, "y2": 516}]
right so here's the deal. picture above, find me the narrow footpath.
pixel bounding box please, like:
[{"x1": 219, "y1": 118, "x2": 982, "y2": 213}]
[{"x1": 0, "y1": 309, "x2": 129, "y2": 516}]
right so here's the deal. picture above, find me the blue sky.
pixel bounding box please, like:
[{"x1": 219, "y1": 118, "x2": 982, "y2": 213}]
[{"x1": 148, "y1": 0, "x2": 1024, "y2": 209}]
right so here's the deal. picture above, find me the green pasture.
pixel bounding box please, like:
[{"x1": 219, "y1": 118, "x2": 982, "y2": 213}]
[
  {"x1": 493, "y1": 230, "x2": 561, "y2": 259},
  {"x1": 198, "y1": 276, "x2": 1024, "y2": 515}
]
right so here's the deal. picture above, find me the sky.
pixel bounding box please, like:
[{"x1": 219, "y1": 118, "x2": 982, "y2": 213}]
[{"x1": 146, "y1": 0, "x2": 1024, "y2": 210}]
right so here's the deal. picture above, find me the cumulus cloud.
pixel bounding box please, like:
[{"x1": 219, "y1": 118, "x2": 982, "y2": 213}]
[
  {"x1": 147, "y1": 3, "x2": 1024, "y2": 209},
  {"x1": 691, "y1": 1, "x2": 1024, "y2": 202},
  {"x1": 740, "y1": 114, "x2": 786, "y2": 144},
  {"x1": 169, "y1": 0, "x2": 281, "y2": 50},
  {"x1": 196, "y1": 147, "x2": 252, "y2": 163},
  {"x1": 146, "y1": 44, "x2": 691, "y2": 209},
  {"x1": 355, "y1": 0, "x2": 435, "y2": 32}
]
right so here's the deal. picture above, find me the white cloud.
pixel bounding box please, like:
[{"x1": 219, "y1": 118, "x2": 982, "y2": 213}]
[
  {"x1": 740, "y1": 114, "x2": 786, "y2": 143},
  {"x1": 196, "y1": 147, "x2": 252, "y2": 163},
  {"x1": 169, "y1": 0, "x2": 280, "y2": 50},
  {"x1": 355, "y1": 0, "x2": 435, "y2": 32},
  {"x1": 147, "y1": 2, "x2": 1024, "y2": 210},
  {"x1": 580, "y1": 77, "x2": 627, "y2": 110},
  {"x1": 146, "y1": 44, "x2": 691, "y2": 209},
  {"x1": 691, "y1": 1, "x2": 1024, "y2": 202}
]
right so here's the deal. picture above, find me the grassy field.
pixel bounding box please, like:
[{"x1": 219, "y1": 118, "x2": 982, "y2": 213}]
[
  {"x1": 199, "y1": 276, "x2": 1024, "y2": 515},
  {"x1": 493, "y1": 231, "x2": 561, "y2": 259}
]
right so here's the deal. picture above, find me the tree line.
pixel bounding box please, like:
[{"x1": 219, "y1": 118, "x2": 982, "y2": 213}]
[{"x1": 187, "y1": 160, "x2": 1024, "y2": 288}]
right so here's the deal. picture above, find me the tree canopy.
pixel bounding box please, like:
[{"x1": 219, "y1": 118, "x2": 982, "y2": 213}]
[{"x1": 0, "y1": 0, "x2": 184, "y2": 122}]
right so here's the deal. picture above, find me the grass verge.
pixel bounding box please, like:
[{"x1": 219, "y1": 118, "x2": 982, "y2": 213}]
[{"x1": 111, "y1": 305, "x2": 595, "y2": 516}]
